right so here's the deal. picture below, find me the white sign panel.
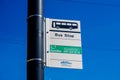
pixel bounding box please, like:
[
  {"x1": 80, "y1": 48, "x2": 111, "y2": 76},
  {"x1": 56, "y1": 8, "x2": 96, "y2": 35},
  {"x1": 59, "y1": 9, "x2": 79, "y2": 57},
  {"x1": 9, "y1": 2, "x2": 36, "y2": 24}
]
[{"x1": 45, "y1": 18, "x2": 83, "y2": 69}]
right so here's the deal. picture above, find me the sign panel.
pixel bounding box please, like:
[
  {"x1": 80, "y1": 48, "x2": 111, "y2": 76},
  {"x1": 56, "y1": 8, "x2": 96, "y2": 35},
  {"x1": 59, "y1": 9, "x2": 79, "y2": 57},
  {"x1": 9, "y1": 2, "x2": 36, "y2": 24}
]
[{"x1": 45, "y1": 18, "x2": 83, "y2": 69}]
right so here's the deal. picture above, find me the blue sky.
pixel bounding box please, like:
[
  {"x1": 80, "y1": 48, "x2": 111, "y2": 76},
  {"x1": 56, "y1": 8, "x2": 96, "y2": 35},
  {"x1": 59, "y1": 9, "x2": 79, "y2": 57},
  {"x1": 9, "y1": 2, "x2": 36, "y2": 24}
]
[{"x1": 0, "y1": 0, "x2": 120, "y2": 80}]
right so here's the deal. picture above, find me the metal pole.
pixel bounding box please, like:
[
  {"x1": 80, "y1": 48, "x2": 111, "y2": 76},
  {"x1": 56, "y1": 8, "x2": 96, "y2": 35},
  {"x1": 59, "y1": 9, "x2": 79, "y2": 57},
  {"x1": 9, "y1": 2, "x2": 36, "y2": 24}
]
[{"x1": 27, "y1": 0, "x2": 44, "y2": 80}]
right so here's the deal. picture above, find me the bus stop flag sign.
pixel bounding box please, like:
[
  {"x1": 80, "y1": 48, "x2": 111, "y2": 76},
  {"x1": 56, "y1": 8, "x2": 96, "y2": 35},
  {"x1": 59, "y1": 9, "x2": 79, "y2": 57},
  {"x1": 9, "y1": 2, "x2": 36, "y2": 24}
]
[{"x1": 45, "y1": 18, "x2": 83, "y2": 69}]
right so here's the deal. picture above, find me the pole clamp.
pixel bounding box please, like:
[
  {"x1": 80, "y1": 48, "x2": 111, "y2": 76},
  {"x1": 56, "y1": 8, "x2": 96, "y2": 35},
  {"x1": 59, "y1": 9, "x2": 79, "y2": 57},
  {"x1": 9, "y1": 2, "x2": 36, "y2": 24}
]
[
  {"x1": 27, "y1": 58, "x2": 42, "y2": 62},
  {"x1": 27, "y1": 14, "x2": 43, "y2": 19}
]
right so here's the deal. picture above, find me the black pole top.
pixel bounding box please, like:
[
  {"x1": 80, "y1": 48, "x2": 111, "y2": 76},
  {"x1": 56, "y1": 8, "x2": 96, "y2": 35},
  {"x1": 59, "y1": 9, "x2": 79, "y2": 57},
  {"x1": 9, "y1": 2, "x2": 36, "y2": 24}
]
[{"x1": 28, "y1": 0, "x2": 43, "y2": 17}]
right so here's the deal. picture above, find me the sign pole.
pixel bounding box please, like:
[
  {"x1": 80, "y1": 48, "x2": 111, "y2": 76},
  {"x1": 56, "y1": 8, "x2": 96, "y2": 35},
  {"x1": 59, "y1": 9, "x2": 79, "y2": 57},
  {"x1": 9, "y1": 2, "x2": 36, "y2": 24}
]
[{"x1": 27, "y1": 0, "x2": 44, "y2": 80}]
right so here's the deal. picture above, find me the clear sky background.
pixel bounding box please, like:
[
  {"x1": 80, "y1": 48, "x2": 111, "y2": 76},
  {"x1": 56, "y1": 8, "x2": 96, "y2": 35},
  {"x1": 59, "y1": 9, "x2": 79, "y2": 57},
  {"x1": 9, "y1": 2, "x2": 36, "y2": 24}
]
[{"x1": 0, "y1": 0, "x2": 120, "y2": 80}]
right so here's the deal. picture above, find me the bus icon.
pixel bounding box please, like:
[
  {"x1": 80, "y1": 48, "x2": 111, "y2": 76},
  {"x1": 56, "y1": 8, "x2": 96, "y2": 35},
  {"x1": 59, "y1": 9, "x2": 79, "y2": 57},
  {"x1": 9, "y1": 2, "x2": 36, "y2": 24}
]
[{"x1": 52, "y1": 21, "x2": 78, "y2": 30}]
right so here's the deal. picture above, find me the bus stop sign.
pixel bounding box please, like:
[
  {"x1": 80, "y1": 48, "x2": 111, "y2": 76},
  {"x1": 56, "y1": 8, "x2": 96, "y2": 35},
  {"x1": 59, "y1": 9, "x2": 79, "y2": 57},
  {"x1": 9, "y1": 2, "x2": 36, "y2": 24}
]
[{"x1": 45, "y1": 18, "x2": 83, "y2": 69}]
